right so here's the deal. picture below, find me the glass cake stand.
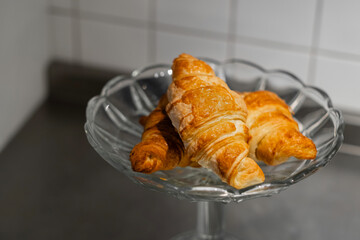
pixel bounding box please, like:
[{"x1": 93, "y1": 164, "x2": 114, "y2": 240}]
[{"x1": 84, "y1": 58, "x2": 344, "y2": 240}]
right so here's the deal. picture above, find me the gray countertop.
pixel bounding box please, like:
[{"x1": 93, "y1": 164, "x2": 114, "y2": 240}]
[{"x1": 0, "y1": 101, "x2": 359, "y2": 240}]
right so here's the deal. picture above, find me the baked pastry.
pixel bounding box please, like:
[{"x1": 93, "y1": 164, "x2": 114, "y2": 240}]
[
  {"x1": 240, "y1": 90, "x2": 317, "y2": 166},
  {"x1": 130, "y1": 95, "x2": 193, "y2": 173},
  {"x1": 166, "y1": 53, "x2": 265, "y2": 189}
]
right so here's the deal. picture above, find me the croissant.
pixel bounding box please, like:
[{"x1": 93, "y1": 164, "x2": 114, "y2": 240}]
[
  {"x1": 166, "y1": 53, "x2": 264, "y2": 189},
  {"x1": 130, "y1": 95, "x2": 193, "y2": 173},
  {"x1": 240, "y1": 90, "x2": 317, "y2": 166}
]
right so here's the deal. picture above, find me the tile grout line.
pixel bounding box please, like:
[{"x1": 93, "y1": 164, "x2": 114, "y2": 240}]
[
  {"x1": 49, "y1": 6, "x2": 309, "y2": 53},
  {"x1": 307, "y1": 0, "x2": 324, "y2": 85},
  {"x1": 156, "y1": 22, "x2": 228, "y2": 42},
  {"x1": 49, "y1": 5, "x2": 360, "y2": 66},
  {"x1": 318, "y1": 48, "x2": 360, "y2": 63},
  {"x1": 234, "y1": 34, "x2": 310, "y2": 54}
]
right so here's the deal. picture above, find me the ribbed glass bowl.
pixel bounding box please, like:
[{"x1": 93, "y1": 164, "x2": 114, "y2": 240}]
[{"x1": 85, "y1": 58, "x2": 344, "y2": 203}]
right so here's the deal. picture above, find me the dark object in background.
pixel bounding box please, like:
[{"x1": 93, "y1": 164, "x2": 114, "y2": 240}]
[{"x1": 47, "y1": 61, "x2": 127, "y2": 106}]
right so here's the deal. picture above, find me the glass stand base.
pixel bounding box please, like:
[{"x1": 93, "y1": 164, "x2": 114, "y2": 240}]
[
  {"x1": 170, "y1": 231, "x2": 240, "y2": 240},
  {"x1": 170, "y1": 202, "x2": 240, "y2": 240}
]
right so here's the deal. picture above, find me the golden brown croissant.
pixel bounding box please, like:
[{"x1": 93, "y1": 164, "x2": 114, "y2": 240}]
[
  {"x1": 166, "y1": 53, "x2": 264, "y2": 189},
  {"x1": 130, "y1": 95, "x2": 192, "y2": 173},
  {"x1": 240, "y1": 90, "x2": 317, "y2": 166}
]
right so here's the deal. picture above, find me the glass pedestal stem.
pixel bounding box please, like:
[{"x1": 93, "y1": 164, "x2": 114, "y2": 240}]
[
  {"x1": 196, "y1": 201, "x2": 225, "y2": 239},
  {"x1": 170, "y1": 201, "x2": 239, "y2": 240}
]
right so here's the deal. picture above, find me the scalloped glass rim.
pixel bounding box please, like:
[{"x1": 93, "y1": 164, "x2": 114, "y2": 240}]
[{"x1": 85, "y1": 58, "x2": 344, "y2": 203}]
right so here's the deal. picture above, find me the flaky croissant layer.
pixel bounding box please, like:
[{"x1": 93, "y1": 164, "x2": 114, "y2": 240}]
[
  {"x1": 130, "y1": 95, "x2": 191, "y2": 174},
  {"x1": 129, "y1": 54, "x2": 317, "y2": 190},
  {"x1": 166, "y1": 53, "x2": 264, "y2": 189},
  {"x1": 240, "y1": 90, "x2": 317, "y2": 166}
]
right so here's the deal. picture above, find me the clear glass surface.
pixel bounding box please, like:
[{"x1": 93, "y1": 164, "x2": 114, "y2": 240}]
[
  {"x1": 170, "y1": 202, "x2": 239, "y2": 240},
  {"x1": 84, "y1": 59, "x2": 344, "y2": 204}
]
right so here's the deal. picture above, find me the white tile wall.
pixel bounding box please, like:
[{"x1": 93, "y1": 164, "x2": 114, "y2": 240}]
[
  {"x1": 156, "y1": 31, "x2": 227, "y2": 63},
  {"x1": 79, "y1": 0, "x2": 149, "y2": 21},
  {"x1": 315, "y1": 56, "x2": 360, "y2": 112},
  {"x1": 47, "y1": 0, "x2": 360, "y2": 114},
  {"x1": 319, "y1": 0, "x2": 360, "y2": 55},
  {"x1": 156, "y1": 0, "x2": 230, "y2": 34},
  {"x1": 235, "y1": 43, "x2": 310, "y2": 81},
  {"x1": 236, "y1": 0, "x2": 316, "y2": 47},
  {"x1": 80, "y1": 19, "x2": 149, "y2": 70},
  {"x1": 49, "y1": 15, "x2": 73, "y2": 60},
  {"x1": 0, "y1": 0, "x2": 48, "y2": 151}
]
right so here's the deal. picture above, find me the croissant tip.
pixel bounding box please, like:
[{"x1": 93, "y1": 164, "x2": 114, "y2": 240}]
[
  {"x1": 286, "y1": 132, "x2": 317, "y2": 159},
  {"x1": 229, "y1": 157, "x2": 265, "y2": 189},
  {"x1": 130, "y1": 145, "x2": 163, "y2": 174},
  {"x1": 256, "y1": 131, "x2": 317, "y2": 166},
  {"x1": 176, "y1": 53, "x2": 197, "y2": 61}
]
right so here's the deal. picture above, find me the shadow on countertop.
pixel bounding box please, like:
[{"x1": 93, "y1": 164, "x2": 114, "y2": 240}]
[{"x1": 0, "y1": 101, "x2": 195, "y2": 240}]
